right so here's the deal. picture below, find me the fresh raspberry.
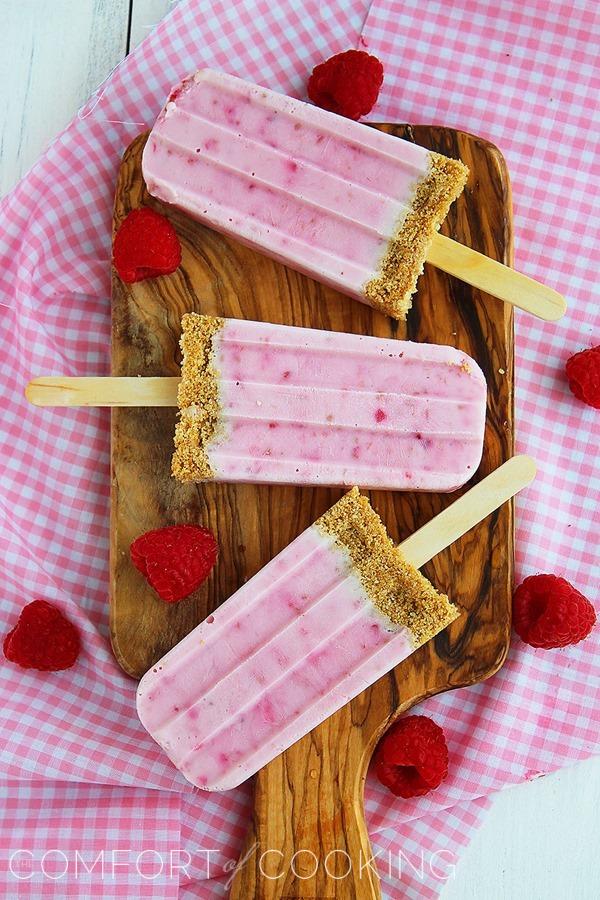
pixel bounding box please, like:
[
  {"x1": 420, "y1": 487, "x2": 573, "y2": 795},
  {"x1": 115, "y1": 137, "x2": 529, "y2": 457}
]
[
  {"x1": 513, "y1": 574, "x2": 595, "y2": 650},
  {"x1": 113, "y1": 207, "x2": 181, "y2": 283},
  {"x1": 374, "y1": 715, "x2": 449, "y2": 798},
  {"x1": 565, "y1": 345, "x2": 600, "y2": 409},
  {"x1": 307, "y1": 50, "x2": 384, "y2": 120},
  {"x1": 131, "y1": 525, "x2": 218, "y2": 603},
  {"x1": 3, "y1": 600, "x2": 81, "y2": 671}
]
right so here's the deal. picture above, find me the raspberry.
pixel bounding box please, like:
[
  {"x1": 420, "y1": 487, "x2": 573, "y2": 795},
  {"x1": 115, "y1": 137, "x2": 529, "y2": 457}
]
[
  {"x1": 113, "y1": 207, "x2": 181, "y2": 283},
  {"x1": 3, "y1": 600, "x2": 81, "y2": 671},
  {"x1": 565, "y1": 345, "x2": 600, "y2": 409},
  {"x1": 374, "y1": 715, "x2": 449, "y2": 798},
  {"x1": 513, "y1": 574, "x2": 595, "y2": 650},
  {"x1": 307, "y1": 50, "x2": 384, "y2": 120},
  {"x1": 131, "y1": 525, "x2": 218, "y2": 603}
]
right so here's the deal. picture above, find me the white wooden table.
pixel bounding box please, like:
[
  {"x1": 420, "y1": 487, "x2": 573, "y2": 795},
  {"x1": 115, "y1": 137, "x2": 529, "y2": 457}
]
[{"x1": 2, "y1": 3, "x2": 599, "y2": 898}]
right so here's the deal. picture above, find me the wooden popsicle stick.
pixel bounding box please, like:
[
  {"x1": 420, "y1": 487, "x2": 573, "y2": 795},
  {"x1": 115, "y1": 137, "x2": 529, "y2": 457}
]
[
  {"x1": 427, "y1": 232, "x2": 566, "y2": 321},
  {"x1": 400, "y1": 454, "x2": 536, "y2": 568},
  {"x1": 25, "y1": 376, "x2": 179, "y2": 407}
]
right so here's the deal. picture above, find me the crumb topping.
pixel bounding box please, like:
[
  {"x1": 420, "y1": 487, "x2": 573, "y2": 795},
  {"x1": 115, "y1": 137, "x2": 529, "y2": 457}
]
[
  {"x1": 364, "y1": 151, "x2": 469, "y2": 320},
  {"x1": 172, "y1": 313, "x2": 224, "y2": 482},
  {"x1": 316, "y1": 488, "x2": 459, "y2": 646}
]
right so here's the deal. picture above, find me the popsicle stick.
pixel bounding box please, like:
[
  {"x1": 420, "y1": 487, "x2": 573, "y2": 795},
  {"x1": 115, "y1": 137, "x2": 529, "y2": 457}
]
[
  {"x1": 25, "y1": 376, "x2": 179, "y2": 407},
  {"x1": 427, "y1": 232, "x2": 566, "y2": 321},
  {"x1": 401, "y1": 454, "x2": 536, "y2": 568}
]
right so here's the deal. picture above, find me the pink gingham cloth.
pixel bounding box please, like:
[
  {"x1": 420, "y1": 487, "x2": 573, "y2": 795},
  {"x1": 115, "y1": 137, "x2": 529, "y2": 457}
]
[{"x1": 0, "y1": 0, "x2": 598, "y2": 896}]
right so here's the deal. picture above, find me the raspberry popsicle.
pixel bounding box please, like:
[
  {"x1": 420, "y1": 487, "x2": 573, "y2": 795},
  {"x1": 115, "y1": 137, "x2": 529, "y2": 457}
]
[
  {"x1": 136, "y1": 456, "x2": 536, "y2": 791},
  {"x1": 136, "y1": 488, "x2": 459, "y2": 791},
  {"x1": 172, "y1": 313, "x2": 487, "y2": 491},
  {"x1": 142, "y1": 69, "x2": 468, "y2": 320}
]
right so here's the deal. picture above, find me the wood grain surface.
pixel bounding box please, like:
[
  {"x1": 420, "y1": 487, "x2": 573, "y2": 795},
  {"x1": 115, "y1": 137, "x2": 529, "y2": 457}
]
[{"x1": 110, "y1": 125, "x2": 513, "y2": 899}]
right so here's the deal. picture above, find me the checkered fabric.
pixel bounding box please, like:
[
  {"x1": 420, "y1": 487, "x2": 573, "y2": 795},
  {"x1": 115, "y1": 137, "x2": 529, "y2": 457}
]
[
  {"x1": 0, "y1": 1, "x2": 598, "y2": 897},
  {"x1": 0, "y1": 780, "x2": 181, "y2": 898}
]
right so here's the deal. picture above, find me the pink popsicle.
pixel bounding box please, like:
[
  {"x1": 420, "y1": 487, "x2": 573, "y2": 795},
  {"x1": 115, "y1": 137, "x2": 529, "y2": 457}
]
[
  {"x1": 142, "y1": 69, "x2": 468, "y2": 320},
  {"x1": 172, "y1": 314, "x2": 487, "y2": 491},
  {"x1": 136, "y1": 488, "x2": 458, "y2": 791}
]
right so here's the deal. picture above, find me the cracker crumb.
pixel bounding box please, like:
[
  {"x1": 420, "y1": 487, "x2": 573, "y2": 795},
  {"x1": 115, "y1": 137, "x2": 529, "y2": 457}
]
[
  {"x1": 317, "y1": 488, "x2": 459, "y2": 646},
  {"x1": 364, "y1": 152, "x2": 469, "y2": 320},
  {"x1": 172, "y1": 313, "x2": 224, "y2": 482}
]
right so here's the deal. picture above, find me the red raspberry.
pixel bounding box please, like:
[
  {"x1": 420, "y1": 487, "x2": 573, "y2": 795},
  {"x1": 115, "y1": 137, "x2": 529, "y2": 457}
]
[
  {"x1": 374, "y1": 715, "x2": 449, "y2": 798},
  {"x1": 113, "y1": 207, "x2": 181, "y2": 283},
  {"x1": 131, "y1": 525, "x2": 218, "y2": 603},
  {"x1": 565, "y1": 345, "x2": 600, "y2": 409},
  {"x1": 513, "y1": 574, "x2": 595, "y2": 650},
  {"x1": 307, "y1": 50, "x2": 384, "y2": 120},
  {"x1": 3, "y1": 600, "x2": 81, "y2": 671}
]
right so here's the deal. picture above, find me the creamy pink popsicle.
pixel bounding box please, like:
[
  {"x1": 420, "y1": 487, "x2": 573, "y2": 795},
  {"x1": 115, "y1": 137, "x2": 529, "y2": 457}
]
[
  {"x1": 173, "y1": 314, "x2": 486, "y2": 491},
  {"x1": 136, "y1": 488, "x2": 458, "y2": 791},
  {"x1": 142, "y1": 69, "x2": 468, "y2": 320}
]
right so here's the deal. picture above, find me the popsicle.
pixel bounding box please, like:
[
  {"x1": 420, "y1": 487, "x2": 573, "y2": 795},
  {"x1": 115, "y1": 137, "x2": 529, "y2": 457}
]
[
  {"x1": 136, "y1": 488, "x2": 456, "y2": 790},
  {"x1": 173, "y1": 313, "x2": 487, "y2": 491},
  {"x1": 142, "y1": 68, "x2": 467, "y2": 321},
  {"x1": 141, "y1": 69, "x2": 566, "y2": 322},
  {"x1": 136, "y1": 456, "x2": 536, "y2": 791}
]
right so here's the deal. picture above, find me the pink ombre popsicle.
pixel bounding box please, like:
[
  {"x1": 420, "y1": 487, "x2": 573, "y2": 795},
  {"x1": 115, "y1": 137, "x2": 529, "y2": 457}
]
[
  {"x1": 172, "y1": 314, "x2": 486, "y2": 491},
  {"x1": 136, "y1": 488, "x2": 458, "y2": 791},
  {"x1": 142, "y1": 69, "x2": 468, "y2": 320}
]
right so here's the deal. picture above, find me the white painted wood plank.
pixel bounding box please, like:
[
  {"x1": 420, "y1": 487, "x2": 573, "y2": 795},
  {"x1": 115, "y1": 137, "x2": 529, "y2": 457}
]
[
  {"x1": 129, "y1": 0, "x2": 174, "y2": 50},
  {"x1": 0, "y1": 0, "x2": 130, "y2": 197},
  {"x1": 442, "y1": 757, "x2": 600, "y2": 899}
]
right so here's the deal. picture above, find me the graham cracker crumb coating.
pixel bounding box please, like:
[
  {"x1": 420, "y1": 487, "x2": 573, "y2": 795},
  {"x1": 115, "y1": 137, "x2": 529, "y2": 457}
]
[
  {"x1": 172, "y1": 313, "x2": 224, "y2": 482},
  {"x1": 316, "y1": 488, "x2": 459, "y2": 647},
  {"x1": 364, "y1": 152, "x2": 469, "y2": 320}
]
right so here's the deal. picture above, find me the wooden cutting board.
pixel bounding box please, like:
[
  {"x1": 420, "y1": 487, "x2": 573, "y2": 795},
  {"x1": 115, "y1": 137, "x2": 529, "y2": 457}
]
[{"x1": 111, "y1": 126, "x2": 513, "y2": 899}]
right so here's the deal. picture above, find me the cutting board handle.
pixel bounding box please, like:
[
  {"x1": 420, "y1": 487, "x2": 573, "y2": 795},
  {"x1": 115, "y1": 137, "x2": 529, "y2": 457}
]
[{"x1": 228, "y1": 719, "x2": 382, "y2": 899}]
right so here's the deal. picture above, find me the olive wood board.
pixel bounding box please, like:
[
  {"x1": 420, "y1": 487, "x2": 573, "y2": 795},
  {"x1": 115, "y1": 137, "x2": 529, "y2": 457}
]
[{"x1": 110, "y1": 125, "x2": 514, "y2": 899}]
